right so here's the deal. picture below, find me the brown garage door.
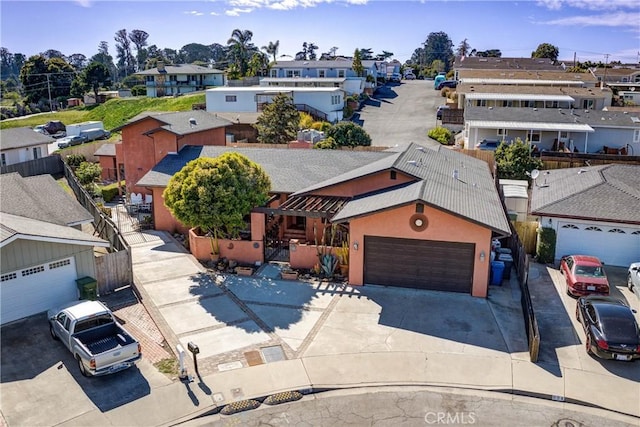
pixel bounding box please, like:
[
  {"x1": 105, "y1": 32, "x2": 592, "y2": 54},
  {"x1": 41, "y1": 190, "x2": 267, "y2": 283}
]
[{"x1": 364, "y1": 236, "x2": 475, "y2": 293}]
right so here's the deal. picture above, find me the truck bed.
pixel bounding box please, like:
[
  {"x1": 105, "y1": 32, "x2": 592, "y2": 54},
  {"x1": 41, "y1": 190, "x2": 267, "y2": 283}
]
[{"x1": 74, "y1": 323, "x2": 136, "y2": 355}]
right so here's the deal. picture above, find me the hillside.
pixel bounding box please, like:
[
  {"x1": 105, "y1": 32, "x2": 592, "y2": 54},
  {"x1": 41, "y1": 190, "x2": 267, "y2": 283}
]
[{"x1": 0, "y1": 93, "x2": 206, "y2": 131}]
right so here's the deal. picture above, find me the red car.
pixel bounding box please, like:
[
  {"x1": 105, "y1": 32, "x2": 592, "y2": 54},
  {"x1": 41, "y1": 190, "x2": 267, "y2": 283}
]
[{"x1": 560, "y1": 255, "x2": 610, "y2": 297}]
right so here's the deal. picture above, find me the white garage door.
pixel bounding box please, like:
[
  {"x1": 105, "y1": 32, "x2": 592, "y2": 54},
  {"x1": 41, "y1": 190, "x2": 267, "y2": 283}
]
[
  {"x1": 556, "y1": 222, "x2": 640, "y2": 267},
  {"x1": 1, "y1": 257, "x2": 78, "y2": 325}
]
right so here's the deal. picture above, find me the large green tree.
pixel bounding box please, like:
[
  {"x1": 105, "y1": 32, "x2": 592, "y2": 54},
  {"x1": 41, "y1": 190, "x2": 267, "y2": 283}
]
[
  {"x1": 327, "y1": 122, "x2": 371, "y2": 148},
  {"x1": 83, "y1": 62, "x2": 112, "y2": 102},
  {"x1": 254, "y1": 93, "x2": 300, "y2": 144},
  {"x1": 163, "y1": 153, "x2": 271, "y2": 239},
  {"x1": 129, "y1": 29, "x2": 149, "y2": 72},
  {"x1": 422, "y1": 32, "x2": 454, "y2": 71},
  {"x1": 227, "y1": 29, "x2": 255, "y2": 76},
  {"x1": 262, "y1": 40, "x2": 280, "y2": 63},
  {"x1": 495, "y1": 138, "x2": 543, "y2": 181},
  {"x1": 352, "y1": 49, "x2": 364, "y2": 77},
  {"x1": 19, "y1": 55, "x2": 75, "y2": 104},
  {"x1": 532, "y1": 43, "x2": 559, "y2": 62}
]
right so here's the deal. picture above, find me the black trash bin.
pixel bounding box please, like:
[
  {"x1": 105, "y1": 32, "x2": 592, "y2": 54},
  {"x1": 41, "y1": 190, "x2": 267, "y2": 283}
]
[
  {"x1": 76, "y1": 277, "x2": 98, "y2": 300},
  {"x1": 498, "y1": 253, "x2": 513, "y2": 280}
]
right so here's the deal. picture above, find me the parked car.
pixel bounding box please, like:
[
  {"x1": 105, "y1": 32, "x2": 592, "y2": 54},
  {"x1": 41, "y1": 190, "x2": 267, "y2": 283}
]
[
  {"x1": 404, "y1": 73, "x2": 416, "y2": 80},
  {"x1": 475, "y1": 139, "x2": 501, "y2": 151},
  {"x1": 80, "y1": 128, "x2": 111, "y2": 142},
  {"x1": 389, "y1": 73, "x2": 401, "y2": 83},
  {"x1": 436, "y1": 80, "x2": 458, "y2": 90},
  {"x1": 575, "y1": 295, "x2": 640, "y2": 361},
  {"x1": 33, "y1": 125, "x2": 48, "y2": 135},
  {"x1": 57, "y1": 135, "x2": 87, "y2": 148},
  {"x1": 560, "y1": 255, "x2": 610, "y2": 297},
  {"x1": 436, "y1": 105, "x2": 450, "y2": 120},
  {"x1": 628, "y1": 262, "x2": 640, "y2": 299},
  {"x1": 48, "y1": 300, "x2": 142, "y2": 376}
]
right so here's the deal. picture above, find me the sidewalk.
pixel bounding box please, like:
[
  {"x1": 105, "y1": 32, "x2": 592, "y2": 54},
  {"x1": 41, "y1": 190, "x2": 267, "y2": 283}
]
[{"x1": 87, "y1": 229, "x2": 640, "y2": 426}]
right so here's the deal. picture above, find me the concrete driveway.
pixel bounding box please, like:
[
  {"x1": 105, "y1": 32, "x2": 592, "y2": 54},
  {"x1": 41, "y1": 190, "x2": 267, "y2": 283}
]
[{"x1": 355, "y1": 80, "x2": 444, "y2": 147}]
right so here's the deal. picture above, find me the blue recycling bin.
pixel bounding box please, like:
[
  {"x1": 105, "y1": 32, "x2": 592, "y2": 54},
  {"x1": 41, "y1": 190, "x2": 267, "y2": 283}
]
[
  {"x1": 498, "y1": 253, "x2": 514, "y2": 280},
  {"x1": 490, "y1": 261, "x2": 505, "y2": 286}
]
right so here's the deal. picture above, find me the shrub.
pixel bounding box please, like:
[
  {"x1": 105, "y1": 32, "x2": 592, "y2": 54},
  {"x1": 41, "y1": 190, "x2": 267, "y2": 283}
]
[
  {"x1": 428, "y1": 126, "x2": 453, "y2": 145},
  {"x1": 536, "y1": 227, "x2": 556, "y2": 264},
  {"x1": 131, "y1": 85, "x2": 146, "y2": 96},
  {"x1": 327, "y1": 122, "x2": 371, "y2": 148},
  {"x1": 440, "y1": 87, "x2": 451, "y2": 97},
  {"x1": 76, "y1": 161, "x2": 102, "y2": 186},
  {"x1": 314, "y1": 137, "x2": 337, "y2": 150},
  {"x1": 343, "y1": 104, "x2": 353, "y2": 119},
  {"x1": 66, "y1": 154, "x2": 86, "y2": 167},
  {"x1": 299, "y1": 112, "x2": 314, "y2": 130},
  {"x1": 101, "y1": 182, "x2": 122, "y2": 202}
]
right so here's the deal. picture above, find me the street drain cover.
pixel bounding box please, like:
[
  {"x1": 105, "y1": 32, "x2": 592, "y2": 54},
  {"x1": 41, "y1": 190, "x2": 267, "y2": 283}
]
[{"x1": 261, "y1": 345, "x2": 285, "y2": 363}]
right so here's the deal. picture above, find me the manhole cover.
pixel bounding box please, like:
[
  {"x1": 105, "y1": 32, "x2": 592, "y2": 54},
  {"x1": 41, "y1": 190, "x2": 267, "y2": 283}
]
[
  {"x1": 261, "y1": 345, "x2": 285, "y2": 363},
  {"x1": 244, "y1": 350, "x2": 264, "y2": 366},
  {"x1": 231, "y1": 387, "x2": 244, "y2": 399},
  {"x1": 213, "y1": 393, "x2": 225, "y2": 403}
]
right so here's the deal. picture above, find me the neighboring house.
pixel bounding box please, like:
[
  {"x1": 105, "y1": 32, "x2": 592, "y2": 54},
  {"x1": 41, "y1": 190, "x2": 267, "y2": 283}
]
[
  {"x1": 135, "y1": 62, "x2": 225, "y2": 98},
  {"x1": 619, "y1": 90, "x2": 640, "y2": 106},
  {"x1": 137, "y1": 142, "x2": 511, "y2": 297},
  {"x1": 591, "y1": 66, "x2": 640, "y2": 86},
  {"x1": 118, "y1": 110, "x2": 233, "y2": 204},
  {"x1": 0, "y1": 127, "x2": 53, "y2": 167},
  {"x1": 259, "y1": 77, "x2": 364, "y2": 96},
  {"x1": 94, "y1": 142, "x2": 123, "y2": 181},
  {"x1": 463, "y1": 106, "x2": 640, "y2": 154},
  {"x1": 205, "y1": 86, "x2": 345, "y2": 123},
  {"x1": 453, "y1": 56, "x2": 564, "y2": 80},
  {"x1": 530, "y1": 164, "x2": 640, "y2": 267},
  {"x1": 458, "y1": 69, "x2": 599, "y2": 87},
  {"x1": 0, "y1": 173, "x2": 108, "y2": 324},
  {"x1": 268, "y1": 59, "x2": 380, "y2": 80}
]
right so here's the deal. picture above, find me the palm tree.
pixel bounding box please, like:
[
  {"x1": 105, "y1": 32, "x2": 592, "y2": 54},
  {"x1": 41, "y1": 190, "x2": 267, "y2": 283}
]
[
  {"x1": 262, "y1": 40, "x2": 280, "y2": 63},
  {"x1": 227, "y1": 29, "x2": 254, "y2": 76}
]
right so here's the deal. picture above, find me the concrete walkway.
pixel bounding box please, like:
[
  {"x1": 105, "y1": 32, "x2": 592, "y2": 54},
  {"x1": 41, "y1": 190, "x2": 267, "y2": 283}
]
[{"x1": 66, "y1": 230, "x2": 640, "y2": 426}]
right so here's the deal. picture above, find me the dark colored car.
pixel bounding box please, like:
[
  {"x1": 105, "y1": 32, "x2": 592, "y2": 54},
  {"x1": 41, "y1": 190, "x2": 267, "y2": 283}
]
[
  {"x1": 44, "y1": 120, "x2": 66, "y2": 135},
  {"x1": 436, "y1": 105, "x2": 450, "y2": 120},
  {"x1": 436, "y1": 80, "x2": 458, "y2": 90},
  {"x1": 576, "y1": 296, "x2": 640, "y2": 361},
  {"x1": 560, "y1": 255, "x2": 610, "y2": 297}
]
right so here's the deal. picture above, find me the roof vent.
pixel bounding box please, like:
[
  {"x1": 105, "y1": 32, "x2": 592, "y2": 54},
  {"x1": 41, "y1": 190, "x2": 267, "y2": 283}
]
[
  {"x1": 407, "y1": 160, "x2": 417, "y2": 166},
  {"x1": 189, "y1": 118, "x2": 197, "y2": 127},
  {"x1": 453, "y1": 169, "x2": 459, "y2": 179}
]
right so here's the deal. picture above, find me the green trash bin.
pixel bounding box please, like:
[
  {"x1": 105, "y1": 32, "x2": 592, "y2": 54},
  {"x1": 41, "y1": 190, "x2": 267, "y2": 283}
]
[{"x1": 76, "y1": 277, "x2": 98, "y2": 300}]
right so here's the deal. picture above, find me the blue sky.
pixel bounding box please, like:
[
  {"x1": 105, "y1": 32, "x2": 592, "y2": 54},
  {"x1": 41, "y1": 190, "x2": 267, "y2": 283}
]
[{"x1": 1, "y1": 0, "x2": 639, "y2": 64}]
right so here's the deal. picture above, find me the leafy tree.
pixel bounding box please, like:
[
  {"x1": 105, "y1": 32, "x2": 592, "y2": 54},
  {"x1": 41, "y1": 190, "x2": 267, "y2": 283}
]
[
  {"x1": 19, "y1": 55, "x2": 75, "y2": 104},
  {"x1": 375, "y1": 51, "x2": 394, "y2": 61},
  {"x1": 494, "y1": 138, "x2": 543, "y2": 180},
  {"x1": 428, "y1": 126, "x2": 452, "y2": 145},
  {"x1": 475, "y1": 49, "x2": 502, "y2": 57},
  {"x1": 532, "y1": 43, "x2": 559, "y2": 62},
  {"x1": 296, "y1": 42, "x2": 318, "y2": 60},
  {"x1": 254, "y1": 93, "x2": 300, "y2": 144},
  {"x1": 114, "y1": 29, "x2": 135, "y2": 79},
  {"x1": 179, "y1": 43, "x2": 212, "y2": 64},
  {"x1": 456, "y1": 38, "x2": 471, "y2": 57},
  {"x1": 327, "y1": 122, "x2": 371, "y2": 148},
  {"x1": 163, "y1": 153, "x2": 271, "y2": 239},
  {"x1": 41, "y1": 49, "x2": 66, "y2": 61},
  {"x1": 67, "y1": 53, "x2": 87, "y2": 70},
  {"x1": 352, "y1": 49, "x2": 364, "y2": 77},
  {"x1": 91, "y1": 41, "x2": 118, "y2": 82},
  {"x1": 83, "y1": 62, "x2": 112, "y2": 103},
  {"x1": 227, "y1": 29, "x2": 255, "y2": 76},
  {"x1": 358, "y1": 48, "x2": 374, "y2": 60},
  {"x1": 76, "y1": 162, "x2": 102, "y2": 186},
  {"x1": 262, "y1": 40, "x2": 280, "y2": 63},
  {"x1": 247, "y1": 52, "x2": 268, "y2": 77},
  {"x1": 422, "y1": 32, "x2": 454, "y2": 71},
  {"x1": 128, "y1": 29, "x2": 149, "y2": 71}
]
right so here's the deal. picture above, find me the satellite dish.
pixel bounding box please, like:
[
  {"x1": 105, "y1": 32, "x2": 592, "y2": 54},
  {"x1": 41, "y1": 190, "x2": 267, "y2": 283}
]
[{"x1": 530, "y1": 169, "x2": 540, "y2": 180}]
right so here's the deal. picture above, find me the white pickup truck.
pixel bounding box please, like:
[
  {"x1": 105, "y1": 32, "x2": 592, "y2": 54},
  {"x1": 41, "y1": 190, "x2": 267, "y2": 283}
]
[{"x1": 48, "y1": 300, "x2": 141, "y2": 377}]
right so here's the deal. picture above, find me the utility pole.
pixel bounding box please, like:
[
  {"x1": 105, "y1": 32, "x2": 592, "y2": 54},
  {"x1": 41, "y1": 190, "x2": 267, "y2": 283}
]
[
  {"x1": 46, "y1": 73, "x2": 53, "y2": 111},
  {"x1": 602, "y1": 54, "x2": 610, "y2": 89}
]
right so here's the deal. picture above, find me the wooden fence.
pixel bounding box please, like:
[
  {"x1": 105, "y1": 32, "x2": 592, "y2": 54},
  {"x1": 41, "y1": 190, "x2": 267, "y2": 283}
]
[
  {"x1": 513, "y1": 221, "x2": 538, "y2": 254},
  {"x1": 541, "y1": 152, "x2": 640, "y2": 169},
  {"x1": 0, "y1": 154, "x2": 64, "y2": 177},
  {"x1": 63, "y1": 161, "x2": 132, "y2": 294}
]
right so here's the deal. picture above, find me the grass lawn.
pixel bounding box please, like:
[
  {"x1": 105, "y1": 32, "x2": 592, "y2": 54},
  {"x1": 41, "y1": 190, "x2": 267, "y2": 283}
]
[{"x1": 1, "y1": 92, "x2": 206, "y2": 131}]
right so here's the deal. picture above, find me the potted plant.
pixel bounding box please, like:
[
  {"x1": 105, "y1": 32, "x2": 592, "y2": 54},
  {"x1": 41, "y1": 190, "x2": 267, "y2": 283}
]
[
  {"x1": 209, "y1": 230, "x2": 220, "y2": 262},
  {"x1": 236, "y1": 265, "x2": 253, "y2": 276},
  {"x1": 335, "y1": 241, "x2": 349, "y2": 276},
  {"x1": 281, "y1": 268, "x2": 299, "y2": 280}
]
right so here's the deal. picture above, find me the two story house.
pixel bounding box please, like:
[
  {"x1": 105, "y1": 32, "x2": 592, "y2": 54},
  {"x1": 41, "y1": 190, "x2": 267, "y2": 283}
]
[{"x1": 135, "y1": 62, "x2": 225, "y2": 98}]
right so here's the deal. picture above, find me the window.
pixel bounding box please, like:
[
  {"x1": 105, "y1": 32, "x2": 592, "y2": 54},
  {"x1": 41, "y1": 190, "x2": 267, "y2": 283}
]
[
  {"x1": 318, "y1": 69, "x2": 326, "y2": 78},
  {"x1": 502, "y1": 100, "x2": 513, "y2": 107},
  {"x1": 390, "y1": 171, "x2": 397, "y2": 180},
  {"x1": 32, "y1": 147, "x2": 42, "y2": 159},
  {"x1": 497, "y1": 129, "x2": 508, "y2": 137},
  {"x1": 225, "y1": 95, "x2": 237, "y2": 102},
  {"x1": 270, "y1": 69, "x2": 278, "y2": 78},
  {"x1": 416, "y1": 203, "x2": 424, "y2": 213},
  {"x1": 562, "y1": 224, "x2": 579, "y2": 229},
  {"x1": 585, "y1": 226, "x2": 602, "y2": 232},
  {"x1": 1, "y1": 153, "x2": 6, "y2": 167},
  {"x1": 608, "y1": 228, "x2": 625, "y2": 233},
  {"x1": 169, "y1": 75, "x2": 177, "y2": 81},
  {"x1": 634, "y1": 129, "x2": 640, "y2": 143},
  {"x1": 582, "y1": 99, "x2": 594, "y2": 110},
  {"x1": 545, "y1": 101, "x2": 559, "y2": 108},
  {"x1": 530, "y1": 131, "x2": 540, "y2": 142},
  {"x1": 560, "y1": 131, "x2": 568, "y2": 139},
  {"x1": 523, "y1": 100, "x2": 534, "y2": 108},
  {"x1": 478, "y1": 99, "x2": 487, "y2": 107},
  {"x1": 331, "y1": 95, "x2": 341, "y2": 105},
  {"x1": 286, "y1": 70, "x2": 301, "y2": 78},
  {"x1": 337, "y1": 70, "x2": 346, "y2": 78}
]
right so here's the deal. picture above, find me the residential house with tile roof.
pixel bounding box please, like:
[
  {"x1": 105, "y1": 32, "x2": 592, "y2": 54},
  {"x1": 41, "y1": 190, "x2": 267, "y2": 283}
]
[
  {"x1": 136, "y1": 142, "x2": 511, "y2": 297},
  {"x1": 135, "y1": 62, "x2": 225, "y2": 98},
  {"x1": 0, "y1": 173, "x2": 108, "y2": 324},
  {"x1": 530, "y1": 164, "x2": 640, "y2": 266},
  {"x1": 0, "y1": 127, "x2": 54, "y2": 167}
]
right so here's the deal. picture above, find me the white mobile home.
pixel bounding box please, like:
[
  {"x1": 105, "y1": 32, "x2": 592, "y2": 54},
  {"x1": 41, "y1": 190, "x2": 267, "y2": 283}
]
[{"x1": 206, "y1": 87, "x2": 345, "y2": 123}]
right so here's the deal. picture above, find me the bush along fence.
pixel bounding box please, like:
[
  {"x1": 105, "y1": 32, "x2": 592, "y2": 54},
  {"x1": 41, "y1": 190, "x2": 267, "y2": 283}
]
[{"x1": 63, "y1": 161, "x2": 133, "y2": 295}]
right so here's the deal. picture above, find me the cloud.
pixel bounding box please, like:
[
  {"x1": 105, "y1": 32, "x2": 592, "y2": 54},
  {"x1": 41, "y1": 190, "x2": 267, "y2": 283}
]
[
  {"x1": 183, "y1": 10, "x2": 204, "y2": 16},
  {"x1": 225, "y1": 7, "x2": 254, "y2": 16},
  {"x1": 536, "y1": 0, "x2": 639, "y2": 11},
  {"x1": 74, "y1": 0, "x2": 92, "y2": 7},
  {"x1": 541, "y1": 11, "x2": 640, "y2": 27},
  {"x1": 226, "y1": 0, "x2": 368, "y2": 12}
]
